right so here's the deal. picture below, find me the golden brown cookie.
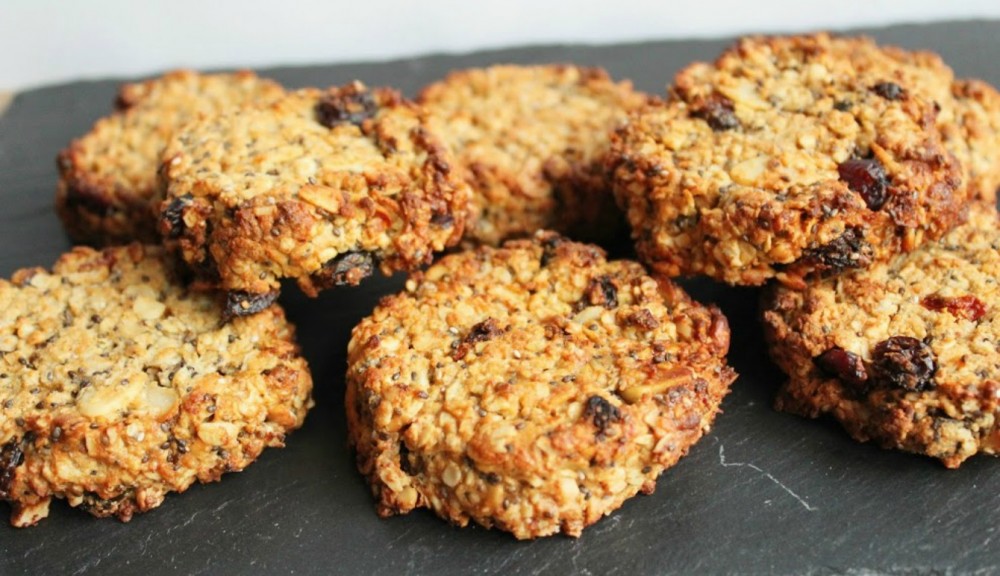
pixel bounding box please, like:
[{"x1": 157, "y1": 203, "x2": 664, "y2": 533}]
[
  {"x1": 0, "y1": 244, "x2": 313, "y2": 526},
  {"x1": 158, "y1": 82, "x2": 469, "y2": 315},
  {"x1": 346, "y1": 231, "x2": 735, "y2": 538},
  {"x1": 609, "y1": 33, "x2": 968, "y2": 286},
  {"x1": 419, "y1": 65, "x2": 650, "y2": 245},
  {"x1": 763, "y1": 203, "x2": 1000, "y2": 468},
  {"x1": 56, "y1": 70, "x2": 285, "y2": 244}
]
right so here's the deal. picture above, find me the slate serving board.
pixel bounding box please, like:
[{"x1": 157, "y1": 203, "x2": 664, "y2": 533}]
[{"x1": 2, "y1": 19, "x2": 999, "y2": 576}]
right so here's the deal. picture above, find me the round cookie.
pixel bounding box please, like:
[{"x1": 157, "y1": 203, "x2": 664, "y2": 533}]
[
  {"x1": 418, "y1": 65, "x2": 651, "y2": 245},
  {"x1": 56, "y1": 70, "x2": 285, "y2": 245},
  {"x1": 608, "y1": 33, "x2": 967, "y2": 286},
  {"x1": 763, "y1": 203, "x2": 1000, "y2": 468},
  {"x1": 346, "y1": 231, "x2": 736, "y2": 539},
  {"x1": 159, "y1": 82, "x2": 469, "y2": 315},
  {"x1": 0, "y1": 244, "x2": 313, "y2": 526}
]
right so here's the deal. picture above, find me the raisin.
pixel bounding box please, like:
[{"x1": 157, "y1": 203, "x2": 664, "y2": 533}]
[
  {"x1": 315, "y1": 87, "x2": 378, "y2": 129},
  {"x1": 692, "y1": 94, "x2": 739, "y2": 131},
  {"x1": 0, "y1": 436, "x2": 27, "y2": 498},
  {"x1": 920, "y1": 294, "x2": 987, "y2": 322},
  {"x1": 814, "y1": 347, "x2": 868, "y2": 390},
  {"x1": 870, "y1": 336, "x2": 936, "y2": 392},
  {"x1": 802, "y1": 227, "x2": 872, "y2": 272},
  {"x1": 399, "y1": 441, "x2": 414, "y2": 475},
  {"x1": 584, "y1": 395, "x2": 621, "y2": 434},
  {"x1": 453, "y1": 318, "x2": 504, "y2": 360},
  {"x1": 577, "y1": 275, "x2": 618, "y2": 311},
  {"x1": 872, "y1": 82, "x2": 905, "y2": 101},
  {"x1": 161, "y1": 194, "x2": 193, "y2": 238},
  {"x1": 833, "y1": 100, "x2": 853, "y2": 112},
  {"x1": 224, "y1": 290, "x2": 280, "y2": 319},
  {"x1": 311, "y1": 251, "x2": 375, "y2": 289},
  {"x1": 838, "y1": 158, "x2": 890, "y2": 210},
  {"x1": 539, "y1": 234, "x2": 566, "y2": 266},
  {"x1": 430, "y1": 211, "x2": 454, "y2": 228}
]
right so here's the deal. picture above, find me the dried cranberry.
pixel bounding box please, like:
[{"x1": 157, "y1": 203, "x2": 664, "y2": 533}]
[
  {"x1": 814, "y1": 347, "x2": 868, "y2": 390},
  {"x1": 311, "y1": 251, "x2": 375, "y2": 289},
  {"x1": 453, "y1": 318, "x2": 504, "y2": 360},
  {"x1": 872, "y1": 82, "x2": 905, "y2": 101},
  {"x1": 161, "y1": 194, "x2": 193, "y2": 238},
  {"x1": 920, "y1": 294, "x2": 987, "y2": 322},
  {"x1": 224, "y1": 290, "x2": 280, "y2": 319},
  {"x1": 0, "y1": 437, "x2": 26, "y2": 498},
  {"x1": 870, "y1": 336, "x2": 936, "y2": 392},
  {"x1": 577, "y1": 275, "x2": 618, "y2": 311},
  {"x1": 838, "y1": 158, "x2": 890, "y2": 210},
  {"x1": 802, "y1": 227, "x2": 873, "y2": 272},
  {"x1": 584, "y1": 395, "x2": 621, "y2": 434},
  {"x1": 692, "y1": 94, "x2": 740, "y2": 131},
  {"x1": 315, "y1": 87, "x2": 378, "y2": 129}
]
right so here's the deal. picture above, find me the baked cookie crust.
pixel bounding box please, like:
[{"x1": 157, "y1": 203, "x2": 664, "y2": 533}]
[
  {"x1": 56, "y1": 70, "x2": 285, "y2": 245},
  {"x1": 346, "y1": 231, "x2": 735, "y2": 538},
  {"x1": 419, "y1": 65, "x2": 650, "y2": 245},
  {"x1": 0, "y1": 244, "x2": 313, "y2": 526},
  {"x1": 158, "y1": 83, "x2": 469, "y2": 313},
  {"x1": 763, "y1": 203, "x2": 1000, "y2": 468},
  {"x1": 609, "y1": 33, "x2": 967, "y2": 286}
]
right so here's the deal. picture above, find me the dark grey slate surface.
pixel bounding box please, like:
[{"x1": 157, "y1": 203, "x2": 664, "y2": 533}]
[{"x1": 2, "y1": 19, "x2": 999, "y2": 576}]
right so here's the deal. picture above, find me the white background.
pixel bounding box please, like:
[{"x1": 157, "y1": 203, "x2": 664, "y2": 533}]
[{"x1": 3, "y1": 1, "x2": 999, "y2": 91}]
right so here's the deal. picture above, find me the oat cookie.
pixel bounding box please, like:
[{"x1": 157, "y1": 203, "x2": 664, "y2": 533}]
[
  {"x1": 56, "y1": 70, "x2": 285, "y2": 244},
  {"x1": 609, "y1": 33, "x2": 967, "y2": 286},
  {"x1": 419, "y1": 65, "x2": 650, "y2": 245},
  {"x1": 944, "y1": 79, "x2": 1000, "y2": 203},
  {"x1": 0, "y1": 244, "x2": 313, "y2": 526},
  {"x1": 346, "y1": 231, "x2": 735, "y2": 538},
  {"x1": 763, "y1": 203, "x2": 1000, "y2": 468},
  {"x1": 159, "y1": 83, "x2": 468, "y2": 315}
]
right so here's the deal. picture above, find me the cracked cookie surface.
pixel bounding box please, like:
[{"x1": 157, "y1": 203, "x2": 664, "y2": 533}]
[
  {"x1": 763, "y1": 203, "x2": 1000, "y2": 468},
  {"x1": 159, "y1": 83, "x2": 469, "y2": 309},
  {"x1": 346, "y1": 231, "x2": 735, "y2": 539},
  {"x1": 0, "y1": 244, "x2": 313, "y2": 526},
  {"x1": 419, "y1": 65, "x2": 650, "y2": 245},
  {"x1": 56, "y1": 70, "x2": 285, "y2": 244},
  {"x1": 608, "y1": 33, "x2": 967, "y2": 286}
]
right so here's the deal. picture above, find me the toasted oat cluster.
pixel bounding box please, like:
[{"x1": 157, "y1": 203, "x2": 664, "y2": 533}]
[
  {"x1": 158, "y1": 83, "x2": 469, "y2": 313},
  {"x1": 346, "y1": 232, "x2": 735, "y2": 538},
  {"x1": 56, "y1": 70, "x2": 285, "y2": 244},
  {"x1": 763, "y1": 203, "x2": 1000, "y2": 468},
  {"x1": 609, "y1": 33, "x2": 968, "y2": 286},
  {"x1": 0, "y1": 244, "x2": 313, "y2": 526},
  {"x1": 419, "y1": 65, "x2": 650, "y2": 245}
]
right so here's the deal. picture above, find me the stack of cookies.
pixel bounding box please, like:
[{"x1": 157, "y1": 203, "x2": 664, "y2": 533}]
[
  {"x1": 4, "y1": 30, "x2": 998, "y2": 539},
  {"x1": 607, "y1": 33, "x2": 1000, "y2": 469}
]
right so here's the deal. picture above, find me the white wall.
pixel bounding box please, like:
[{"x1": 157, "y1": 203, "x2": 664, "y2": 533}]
[{"x1": 3, "y1": 0, "x2": 1000, "y2": 91}]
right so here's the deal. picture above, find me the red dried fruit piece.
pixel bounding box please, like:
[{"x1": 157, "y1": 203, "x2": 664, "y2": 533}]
[
  {"x1": 837, "y1": 158, "x2": 889, "y2": 210},
  {"x1": 584, "y1": 395, "x2": 621, "y2": 434},
  {"x1": 870, "y1": 336, "x2": 936, "y2": 392},
  {"x1": 691, "y1": 94, "x2": 740, "y2": 131},
  {"x1": 920, "y1": 294, "x2": 987, "y2": 322},
  {"x1": 813, "y1": 347, "x2": 868, "y2": 390},
  {"x1": 311, "y1": 251, "x2": 375, "y2": 289},
  {"x1": 871, "y1": 82, "x2": 905, "y2": 101}
]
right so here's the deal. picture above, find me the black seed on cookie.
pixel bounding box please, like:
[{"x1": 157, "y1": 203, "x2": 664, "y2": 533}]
[
  {"x1": 311, "y1": 251, "x2": 376, "y2": 289},
  {"x1": 838, "y1": 158, "x2": 890, "y2": 210},
  {"x1": 871, "y1": 82, "x2": 906, "y2": 101},
  {"x1": 813, "y1": 347, "x2": 868, "y2": 390},
  {"x1": 870, "y1": 336, "x2": 936, "y2": 392},
  {"x1": 691, "y1": 94, "x2": 739, "y2": 131},
  {"x1": 578, "y1": 275, "x2": 618, "y2": 310},
  {"x1": 161, "y1": 194, "x2": 193, "y2": 238},
  {"x1": 920, "y1": 294, "x2": 987, "y2": 322},
  {"x1": 802, "y1": 227, "x2": 873, "y2": 272},
  {"x1": 315, "y1": 88, "x2": 379, "y2": 129},
  {"x1": 584, "y1": 395, "x2": 621, "y2": 434},
  {"x1": 224, "y1": 290, "x2": 281, "y2": 319}
]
